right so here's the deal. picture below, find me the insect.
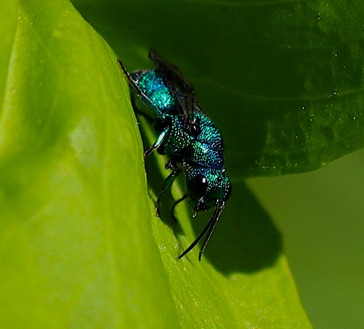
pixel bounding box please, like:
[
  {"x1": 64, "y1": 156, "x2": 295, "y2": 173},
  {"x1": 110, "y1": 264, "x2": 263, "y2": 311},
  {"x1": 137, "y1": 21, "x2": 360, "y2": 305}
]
[{"x1": 118, "y1": 51, "x2": 231, "y2": 260}]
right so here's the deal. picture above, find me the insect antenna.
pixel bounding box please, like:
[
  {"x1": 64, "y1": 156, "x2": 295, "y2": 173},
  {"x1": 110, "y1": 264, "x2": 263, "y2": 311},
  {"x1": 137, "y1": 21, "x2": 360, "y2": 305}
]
[{"x1": 178, "y1": 202, "x2": 226, "y2": 261}]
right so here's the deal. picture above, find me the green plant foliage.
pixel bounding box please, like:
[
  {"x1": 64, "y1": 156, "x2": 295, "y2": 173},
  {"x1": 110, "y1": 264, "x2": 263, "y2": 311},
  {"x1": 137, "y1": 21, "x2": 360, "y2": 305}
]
[
  {"x1": 0, "y1": 0, "x2": 177, "y2": 327},
  {"x1": 0, "y1": 0, "x2": 312, "y2": 328},
  {"x1": 73, "y1": 0, "x2": 364, "y2": 178}
]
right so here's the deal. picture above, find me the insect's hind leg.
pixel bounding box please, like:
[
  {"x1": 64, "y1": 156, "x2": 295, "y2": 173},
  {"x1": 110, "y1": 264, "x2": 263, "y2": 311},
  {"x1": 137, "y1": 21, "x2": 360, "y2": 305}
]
[
  {"x1": 170, "y1": 194, "x2": 188, "y2": 222},
  {"x1": 156, "y1": 159, "x2": 180, "y2": 217}
]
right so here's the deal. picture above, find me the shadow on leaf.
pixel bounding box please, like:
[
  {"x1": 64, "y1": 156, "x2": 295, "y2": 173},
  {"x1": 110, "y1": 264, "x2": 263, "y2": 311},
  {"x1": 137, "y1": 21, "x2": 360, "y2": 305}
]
[{"x1": 190, "y1": 181, "x2": 282, "y2": 274}]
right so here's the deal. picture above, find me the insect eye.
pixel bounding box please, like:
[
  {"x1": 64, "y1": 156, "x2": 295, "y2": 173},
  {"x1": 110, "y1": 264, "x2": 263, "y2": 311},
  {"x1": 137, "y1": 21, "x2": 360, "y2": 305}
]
[{"x1": 188, "y1": 174, "x2": 208, "y2": 200}]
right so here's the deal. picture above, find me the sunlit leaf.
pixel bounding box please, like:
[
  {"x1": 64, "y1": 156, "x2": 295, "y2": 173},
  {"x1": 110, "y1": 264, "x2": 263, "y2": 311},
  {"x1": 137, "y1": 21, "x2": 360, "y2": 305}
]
[{"x1": 0, "y1": 0, "x2": 312, "y2": 328}]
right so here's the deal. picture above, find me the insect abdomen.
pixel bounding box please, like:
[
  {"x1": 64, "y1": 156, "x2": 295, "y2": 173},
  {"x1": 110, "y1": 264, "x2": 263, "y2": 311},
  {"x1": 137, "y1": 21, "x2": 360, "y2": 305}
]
[{"x1": 132, "y1": 70, "x2": 175, "y2": 118}]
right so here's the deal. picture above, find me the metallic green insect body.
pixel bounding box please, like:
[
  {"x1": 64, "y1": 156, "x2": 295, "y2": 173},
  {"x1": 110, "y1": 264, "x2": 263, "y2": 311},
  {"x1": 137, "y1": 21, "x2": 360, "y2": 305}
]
[{"x1": 119, "y1": 51, "x2": 231, "y2": 260}]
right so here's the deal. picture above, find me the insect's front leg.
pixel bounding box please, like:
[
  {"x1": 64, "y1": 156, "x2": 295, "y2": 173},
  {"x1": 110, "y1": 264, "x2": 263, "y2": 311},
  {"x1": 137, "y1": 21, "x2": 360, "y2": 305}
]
[
  {"x1": 156, "y1": 159, "x2": 180, "y2": 217},
  {"x1": 144, "y1": 126, "x2": 169, "y2": 158}
]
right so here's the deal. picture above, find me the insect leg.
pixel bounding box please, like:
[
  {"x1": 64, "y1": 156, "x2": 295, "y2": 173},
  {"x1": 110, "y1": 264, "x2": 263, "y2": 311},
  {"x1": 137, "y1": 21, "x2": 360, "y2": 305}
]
[
  {"x1": 170, "y1": 194, "x2": 188, "y2": 222},
  {"x1": 156, "y1": 159, "x2": 180, "y2": 217},
  {"x1": 144, "y1": 126, "x2": 169, "y2": 158}
]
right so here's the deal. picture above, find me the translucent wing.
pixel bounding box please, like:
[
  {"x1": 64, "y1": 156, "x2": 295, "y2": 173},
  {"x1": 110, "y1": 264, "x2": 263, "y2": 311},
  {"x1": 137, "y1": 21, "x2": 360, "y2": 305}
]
[{"x1": 149, "y1": 50, "x2": 201, "y2": 130}]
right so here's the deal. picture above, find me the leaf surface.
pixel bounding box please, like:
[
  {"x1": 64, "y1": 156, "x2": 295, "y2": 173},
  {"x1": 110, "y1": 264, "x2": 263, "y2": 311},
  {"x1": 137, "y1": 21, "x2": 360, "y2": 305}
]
[
  {"x1": 0, "y1": 0, "x2": 177, "y2": 328},
  {"x1": 73, "y1": 0, "x2": 364, "y2": 177},
  {"x1": 0, "y1": 0, "x2": 311, "y2": 328}
]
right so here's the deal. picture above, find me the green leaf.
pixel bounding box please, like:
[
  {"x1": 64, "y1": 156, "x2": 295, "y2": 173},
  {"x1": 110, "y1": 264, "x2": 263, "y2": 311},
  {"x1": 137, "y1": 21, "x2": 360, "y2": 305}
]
[
  {"x1": 73, "y1": 0, "x2": 364, "y2": 177},
  {"x1": 0, "y1": 0, "x2": 177, "y2": 328},
  {"x1": 0, "y1": 0, "x2": 311, "y2": 328}
]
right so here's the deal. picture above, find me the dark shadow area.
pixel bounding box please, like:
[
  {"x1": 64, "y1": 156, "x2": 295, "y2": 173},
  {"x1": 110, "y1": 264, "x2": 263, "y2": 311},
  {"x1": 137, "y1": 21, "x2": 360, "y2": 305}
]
[
  {"x1": 127, "y1": 65, "x2": 281, "y2": 274},
  {"x1": 72, "y1": 0, "x2": 364, "y2": 177},
  {"x1": 141, "y1": 134, "x2": 282, "y2": 275},
  {"x1": 182, "y1": 181, "x2": 282, "y2": 274}
]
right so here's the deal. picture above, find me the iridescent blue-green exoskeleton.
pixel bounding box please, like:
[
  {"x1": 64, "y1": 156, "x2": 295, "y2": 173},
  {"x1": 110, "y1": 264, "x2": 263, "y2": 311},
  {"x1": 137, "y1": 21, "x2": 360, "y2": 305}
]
[{"x1": 118, "y1": 51, "x2": 231, "y2": 260}]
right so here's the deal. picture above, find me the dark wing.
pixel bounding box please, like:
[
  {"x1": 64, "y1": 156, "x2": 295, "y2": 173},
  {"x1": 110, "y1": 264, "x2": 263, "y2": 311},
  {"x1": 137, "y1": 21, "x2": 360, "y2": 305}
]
[{"x1": 149, "y1": 50, "x2": 201, "y2": 129}]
